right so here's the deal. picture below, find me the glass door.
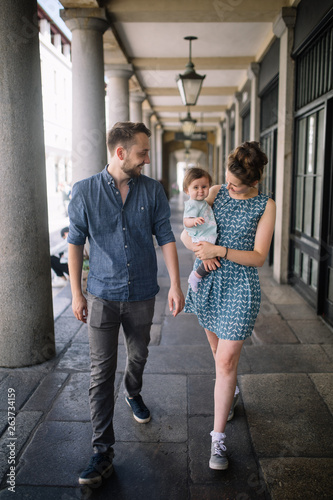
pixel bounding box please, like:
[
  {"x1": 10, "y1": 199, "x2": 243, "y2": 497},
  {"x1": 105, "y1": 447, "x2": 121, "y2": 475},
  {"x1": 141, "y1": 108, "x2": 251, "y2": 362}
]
[
  {"x1": 290, "y1": 106, "x2": 325, "y2": 309},
  {"x1": 319, "y1": 97, "x2": 333, "y2": 324},
  {"x1": 260, "y1": 128, "x2": 277, "y2": 265}
]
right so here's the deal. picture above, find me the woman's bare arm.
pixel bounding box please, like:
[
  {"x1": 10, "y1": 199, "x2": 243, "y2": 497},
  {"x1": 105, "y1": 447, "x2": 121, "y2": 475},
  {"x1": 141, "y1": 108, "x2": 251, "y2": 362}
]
[{"x1": 193, "y1": 198, "x2": 276, "y2": 267}]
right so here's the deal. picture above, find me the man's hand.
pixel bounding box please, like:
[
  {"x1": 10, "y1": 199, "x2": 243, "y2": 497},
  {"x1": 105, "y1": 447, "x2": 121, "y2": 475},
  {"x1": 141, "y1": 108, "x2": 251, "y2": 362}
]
[
  {"x1": 168, "y1": 284, "x2": 185, "y2": 317},
  {"x1": 72, "y1": 293, "x2": 88, "y2": 323}
]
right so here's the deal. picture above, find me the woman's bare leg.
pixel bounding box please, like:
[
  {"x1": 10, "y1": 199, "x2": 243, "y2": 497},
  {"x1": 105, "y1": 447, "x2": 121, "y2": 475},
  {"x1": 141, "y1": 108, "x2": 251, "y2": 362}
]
[
  {"x1": 212, "y1": 338, "x2": 244, "y2": 432},
  {"x1": 205, "y1": 328, "x2": 218, "y2": 360}
]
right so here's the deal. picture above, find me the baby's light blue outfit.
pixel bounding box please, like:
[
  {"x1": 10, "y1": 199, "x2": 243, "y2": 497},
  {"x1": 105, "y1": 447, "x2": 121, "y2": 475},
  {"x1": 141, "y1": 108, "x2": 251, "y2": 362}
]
[
  {"x1": 184, "y1": 199, "x2": 217, "y2": 244},
  {"x1": 185, "y1": 185, "x2": 269, "y2": 340}
]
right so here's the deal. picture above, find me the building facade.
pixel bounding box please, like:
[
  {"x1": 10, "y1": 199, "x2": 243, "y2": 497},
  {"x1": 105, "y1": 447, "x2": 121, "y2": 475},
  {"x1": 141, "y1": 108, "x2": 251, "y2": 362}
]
[{"x1": 38, "y1": 3, "x2": 72, "y2": 229}]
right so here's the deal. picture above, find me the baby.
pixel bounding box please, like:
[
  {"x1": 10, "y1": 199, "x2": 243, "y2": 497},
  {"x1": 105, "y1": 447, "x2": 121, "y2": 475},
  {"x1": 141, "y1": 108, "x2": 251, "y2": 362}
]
[{"x1": 183, "y1": 167, "x2": 217, "y2": 292}]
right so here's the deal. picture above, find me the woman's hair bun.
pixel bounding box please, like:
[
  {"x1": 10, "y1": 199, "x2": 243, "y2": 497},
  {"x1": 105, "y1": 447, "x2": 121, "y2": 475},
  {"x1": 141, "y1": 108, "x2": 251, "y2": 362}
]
[{"x1": 227, "y1": 141, "x2": 268, "y2": 185}]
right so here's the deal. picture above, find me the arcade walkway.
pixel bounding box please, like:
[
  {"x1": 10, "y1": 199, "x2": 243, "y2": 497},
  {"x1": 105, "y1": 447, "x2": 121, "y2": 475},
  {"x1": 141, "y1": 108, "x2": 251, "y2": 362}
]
[{"x1": 0, "y1": 194, "x2": 332, "y2": 500}]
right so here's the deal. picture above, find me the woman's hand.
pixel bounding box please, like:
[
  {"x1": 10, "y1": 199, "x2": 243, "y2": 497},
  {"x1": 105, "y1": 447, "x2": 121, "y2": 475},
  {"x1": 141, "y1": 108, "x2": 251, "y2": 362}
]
[{"x1": 194, "y1": 241, "x2": 221, "y2": 261}]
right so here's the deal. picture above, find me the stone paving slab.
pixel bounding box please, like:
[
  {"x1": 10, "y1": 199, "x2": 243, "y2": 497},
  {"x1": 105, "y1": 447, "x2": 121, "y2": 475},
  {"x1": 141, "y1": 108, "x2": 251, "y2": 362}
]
[
  {"x1": 143, "y1": 345, "x2": 217, "y2": 374},
  {"x1": 113, "y1": 374, "x2": 187, "y2": 443},
  {"x1": 275, "y1": 303, "x2": 318, "y2": 321},
  {"x1": 261, "y1": 285, "x2": 306, "y2": 305},
  {"x1": 90, "y1": 442, "x2": 188, "y2": 500},
  {"x1": 243, "y1": 344, "x2": 333, "y2": 373},
  {"x1": 257, "y1": 298, "x2": 279, "y2": 316},
  {"x1": 15, "y1": 421, "x2": 92, "y2": 487},
  {"x1": 46, "y1": 372, "x2": 91, "y2": 422},
  {"x1": 22, "y1": 371, "x2": 69, "y2": 412},
  {"x1": 0, "y1": 413, "x2": 7, "y2": 438},
  {"x1": 0, "y1": 372, "x2": 44, "y2": 411},
  {"x1": 323, "y1": 343, "x2": 333, "y2": 361},
  {"x1": 309, "y1": 373, "x2": 333, "y2": 414},
  {"x1": 55, "y1": 344, "x2": 90, "y2": 372},
  {"x1": 0, "y1": 485, "x2": 80, "y2": 500},
  {"x1": 54, "y1": 316, "x2": 83, "y2": 343},
  {"x1": 239, "y1": 373, "x2": 333, "y2": 458},
  {"x1": 288, "y1": 319, "x2": 333, "y2": 344},
  {"x1": 0, "y1": 411, "x2": 43, "y2": 484},
  {"x1": 188, "y1": 415, "x2": 268, "y2": 499},
  {"x1": 188, "y1": 374, "x2": 215, "y2": 415},
  {"x1": 72, "y1": 323, "x2": 88, "y2": 343},
  {"x1": 60, "y1": 305, "x2": 76, "y2": 318},
  {"x1": 253, "y1": 314, "x2": 298, "y2": 344},
  {"x1": 160, "y1": 312, "x2": 207, "y2": 346},
  {"x1": 53, "y1": 294, "x2": 72, "y2": 321},
  {"x1": 259, "y1": 457, "x2": 333, "y2": 500}
]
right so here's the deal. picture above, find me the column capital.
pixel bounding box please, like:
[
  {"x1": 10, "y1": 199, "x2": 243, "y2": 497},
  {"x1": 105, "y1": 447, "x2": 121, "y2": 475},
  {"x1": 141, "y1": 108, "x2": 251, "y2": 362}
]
[
  {"x1": 273, "y1": 7, "x2": 297, "y2": 38},
  {"x1": 105, "y1": 64, "x2": 134, "y2": 80},
  {"x1": 247, "y1": 62, "x2": 260, "y2": 80},
  {"x1": 150, "y1": 113, "x2": 158, "y2": 124},
  {"x1": 60, "y1": 8, "x2": 109, "y2": 34},
  {"x1": 234, "y1": 91, "x2": 242, "y2": 104},
  {"x1": 130, "y1": 91, "x2": 146, "y2": 103}
]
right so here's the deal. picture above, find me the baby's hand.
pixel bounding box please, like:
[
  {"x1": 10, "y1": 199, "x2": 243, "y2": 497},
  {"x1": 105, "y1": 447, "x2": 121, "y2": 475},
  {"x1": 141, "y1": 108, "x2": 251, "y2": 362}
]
[{"x1": 193, "y1": 217, "x2": 205, "y2": 226}]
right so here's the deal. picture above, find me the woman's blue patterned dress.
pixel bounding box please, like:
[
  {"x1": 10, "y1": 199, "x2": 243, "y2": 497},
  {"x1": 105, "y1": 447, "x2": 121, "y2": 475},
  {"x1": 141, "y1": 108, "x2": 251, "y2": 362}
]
[{"x1": 184, "y1": 184, "x2": 269, "y2": 340}]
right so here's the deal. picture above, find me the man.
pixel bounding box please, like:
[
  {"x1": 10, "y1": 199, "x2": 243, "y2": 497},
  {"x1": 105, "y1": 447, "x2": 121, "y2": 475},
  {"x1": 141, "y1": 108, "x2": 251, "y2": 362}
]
[{"x1": 67, "y1": 122, "x2": 184, "y2": 485}]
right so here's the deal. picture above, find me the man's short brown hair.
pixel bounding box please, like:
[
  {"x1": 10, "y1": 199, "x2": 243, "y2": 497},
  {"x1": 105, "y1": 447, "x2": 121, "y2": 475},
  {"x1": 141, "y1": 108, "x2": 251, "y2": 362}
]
[{"x1": 107, "y1": 122, "x2": 151, "y2": 156}]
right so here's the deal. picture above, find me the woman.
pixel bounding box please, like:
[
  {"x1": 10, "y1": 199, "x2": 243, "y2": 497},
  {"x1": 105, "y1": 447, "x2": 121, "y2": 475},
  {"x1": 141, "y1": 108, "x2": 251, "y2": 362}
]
[{"x1": 181, "y1": 141, "x2": 276, "y2": 470}]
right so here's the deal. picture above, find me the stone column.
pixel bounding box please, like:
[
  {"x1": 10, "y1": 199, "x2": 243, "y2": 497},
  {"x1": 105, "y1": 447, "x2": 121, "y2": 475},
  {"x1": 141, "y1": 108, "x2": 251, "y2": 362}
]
[
  {"x1": 143, "y1": 109, "x2": 152, "y2": 130},
  {"x1": 273, "y1": 7, "x2": 297, "y2": 283},
  {"x1": 150, "y1": 117, "x2": 158, "y2": 179},
  {"x1": 234, "y1": 91, "x2": 242, "y2": 146},
  {"x1": 130, "y1": 92, "x2": 146, "y2": 123},
  {"x1": 0, "y1": 0, "x2": 55, "y2": 367},
  {"x1": 61, "y1": 8, "x2": 109, "y2": 183},
  {"x1": 248, "y1": 62, "x2": 260, "y2": 141},
  {"x1": 105, "y1": 64, "x2": 133, "y2": 128},
  {"x1": 156, "y1": 125, "x2": 163, "y2": 181},
  {"x1": 225, "y1": 109, "x2": 231, "y2": 164},
  {"x1": 219, "y1": 121, "x2": 225, "y2": 184}
]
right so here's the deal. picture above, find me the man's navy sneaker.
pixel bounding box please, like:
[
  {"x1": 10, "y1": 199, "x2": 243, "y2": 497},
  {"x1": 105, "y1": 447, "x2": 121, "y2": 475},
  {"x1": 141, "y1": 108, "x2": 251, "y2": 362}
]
[
  {"x1": 79, "y1": 451, "x2": 113, "y2": 485},
  {"x1": 126, "y1": 394, "x2": 151, "y2": 423}
]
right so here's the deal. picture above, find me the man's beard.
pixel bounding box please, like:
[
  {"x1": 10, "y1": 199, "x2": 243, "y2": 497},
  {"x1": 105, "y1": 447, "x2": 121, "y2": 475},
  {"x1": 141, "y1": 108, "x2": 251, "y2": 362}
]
[{"x1": 121, "y1": 159, "x2": 145, "y2": 178}]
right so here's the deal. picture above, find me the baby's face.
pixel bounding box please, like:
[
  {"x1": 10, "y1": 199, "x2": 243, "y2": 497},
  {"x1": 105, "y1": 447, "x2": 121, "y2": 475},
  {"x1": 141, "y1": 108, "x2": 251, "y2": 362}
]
[{"x1": 187, "y1": 177, "x2": 210, "y2": 201}]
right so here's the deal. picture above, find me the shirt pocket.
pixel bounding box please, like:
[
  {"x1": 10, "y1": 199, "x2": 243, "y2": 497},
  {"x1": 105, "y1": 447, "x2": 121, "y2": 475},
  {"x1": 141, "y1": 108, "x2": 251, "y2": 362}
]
[{"x1": 134, "y1": 205, "x2": 152, "y2": 229}]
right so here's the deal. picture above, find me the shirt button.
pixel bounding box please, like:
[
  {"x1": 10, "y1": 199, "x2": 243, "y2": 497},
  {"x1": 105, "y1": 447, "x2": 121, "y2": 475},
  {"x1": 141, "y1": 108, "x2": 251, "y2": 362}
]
[
  {"x1": 123, "y1": 227, "x2": 126, "y2": 231},
  {"x1": 125, "y1": 245, "x2": 127, "y2": 248},
  {"x1": 127, "y1": 263, "x2": 130, "y2": 267},
  {"x1": 128, "y1": 281, "x2": 131, "y2": 284}
]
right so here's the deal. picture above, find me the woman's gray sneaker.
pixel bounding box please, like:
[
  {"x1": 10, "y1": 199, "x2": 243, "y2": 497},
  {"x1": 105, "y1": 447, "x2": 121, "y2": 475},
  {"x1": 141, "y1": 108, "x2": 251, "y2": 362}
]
[
  {"x1": 209, "y1": 440, "x2": 229, "y2": 470},
  {"x1": 227, "y1": 393, "x2": 239, "y2": 421}
]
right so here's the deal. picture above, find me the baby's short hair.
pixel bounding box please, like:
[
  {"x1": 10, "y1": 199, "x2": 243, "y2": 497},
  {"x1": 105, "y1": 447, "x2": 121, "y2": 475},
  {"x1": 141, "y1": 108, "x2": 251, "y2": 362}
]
[{"x1": 183, "y1": 167, "x2": 212, "y2": 192}]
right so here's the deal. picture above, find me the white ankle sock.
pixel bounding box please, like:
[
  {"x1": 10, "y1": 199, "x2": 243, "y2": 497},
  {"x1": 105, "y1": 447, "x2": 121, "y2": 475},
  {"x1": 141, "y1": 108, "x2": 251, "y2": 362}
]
[
  {"x1": 210, "y1": 430, "x2": 226, "y2": 442},
  {"x1": 188, "y1": 271, "x2": 201, "y2": 292}
]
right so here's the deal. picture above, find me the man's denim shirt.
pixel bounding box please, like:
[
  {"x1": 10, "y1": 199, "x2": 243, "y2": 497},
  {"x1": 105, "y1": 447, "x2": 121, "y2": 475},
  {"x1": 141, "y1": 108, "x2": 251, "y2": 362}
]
[{"x1": 68, "y1": 166, "x2": 175, "y2": 301}]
